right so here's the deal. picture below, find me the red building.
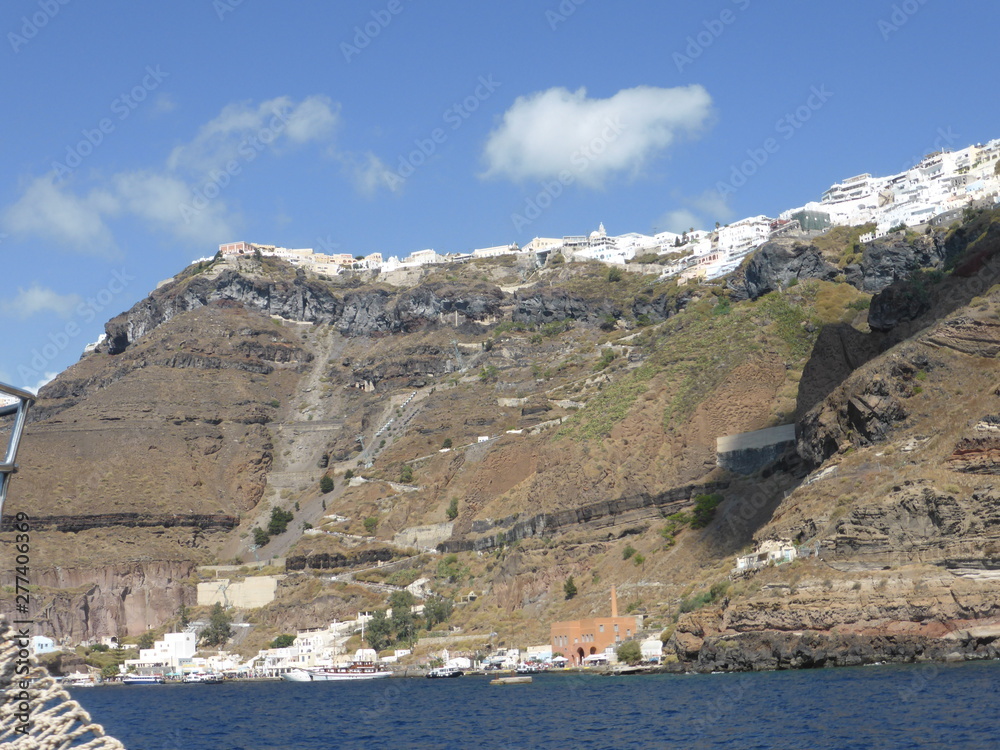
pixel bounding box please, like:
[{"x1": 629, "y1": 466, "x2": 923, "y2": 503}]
[{"x1": 550, "y1": 586, "x2": 638, "y2": 666}]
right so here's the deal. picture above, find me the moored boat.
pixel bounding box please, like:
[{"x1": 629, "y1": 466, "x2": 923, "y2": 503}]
[
  {"x1": 121, "y1": 674, "x2": 164, "y2": 685},
  {"x1": 282, "y1": 661, "x2": 391, "y2": 682},
  {"x1": 427, "y1": 667, "x2": 464, "y2": 678},
  {"x1": 183, "y1": 671, "x2": 224, "y2": 683}
]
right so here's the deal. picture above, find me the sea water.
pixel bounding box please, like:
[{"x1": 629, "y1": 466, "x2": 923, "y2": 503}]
[{"x1": 70, "y1": 660, "x2": 1000, "y2": 750}]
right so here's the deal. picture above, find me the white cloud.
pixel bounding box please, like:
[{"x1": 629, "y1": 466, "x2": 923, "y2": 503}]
[
  {"x1": 482, "y1": 85, "x2": 713, "y2": 188},
  {"x1": 344, "y1": 152, "x2": 402, "y2": 196},
  {"x1": 654, "y1": 189, "x2": 735, "y2": 234},
  {"x1": 113, "y1": 171, "x2": 237, "y2": 244},
  {"x1": 167, "y1": 95, "x2": 340, "y2": 174},
  {"x1": 3, "y1": 175, "x2": 120, "y2": 255},
  {"x1": 655, "y1": 209, "x2": 702, "y2": 234},
  {"x1": 689, "y1": 190, "x2": 735, "y2": 223},
  {"x1": 4, "y1": 95, "x2": 339, "y2": 252},
  {"x1": 152, "y1": 93, "x2": 177, "y2": 115},
  {"x1": 284, "y1": 95, "x2": 341, "y2": 143},
  {"x1": 1, "y1": 284, "x2": 82, "y2": 319}
]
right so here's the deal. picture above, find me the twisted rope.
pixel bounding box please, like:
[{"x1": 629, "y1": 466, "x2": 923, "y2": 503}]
[{"x1": 0, "y1": 620, "x2": 126, "y2": 749}]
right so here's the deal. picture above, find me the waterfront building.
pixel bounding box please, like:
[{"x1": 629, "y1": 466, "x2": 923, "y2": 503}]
[{"x1": 550, "y1": 586, "x2": 639, "y2": 667}]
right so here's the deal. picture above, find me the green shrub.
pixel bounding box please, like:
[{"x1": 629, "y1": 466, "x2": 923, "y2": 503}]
[
  {"x1": 400, "y1": 465, "x2": 414, "y2": 483},
  {"x1": 320, "y1": 475, "x2": 334, "y2": 493},
  {"x1": 691, "y1": 493, "x2": 723, "y2": 529},
  {"x1": 617, "y1": 640, "x2": 642, "y2": 665},
  {"x1": 270, "y1": 634, "x2": 295, "y2": 649},
  {"x1": 252, "y1": 527, "x2": 270, "y2": 547},
  {"x1": 267, "y1": 507, "x2": 294, "y2": 536},
  {"x1": 446, "y1": 497, "x2": 459, "y2": 521},
  {"x1": 623, "y1": 545, "x2": 636, "y2": 560},
  {"x1": 564, "y1": 576, "x2": 578, "y2": 600},
  {"x1": 363, "y1": 516, "x2": 378, "y2": 534}
]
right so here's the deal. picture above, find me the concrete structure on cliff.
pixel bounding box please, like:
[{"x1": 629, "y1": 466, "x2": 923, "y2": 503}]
[{"x1": 550, "y1": 586, "x2": 639, "y2": 667}]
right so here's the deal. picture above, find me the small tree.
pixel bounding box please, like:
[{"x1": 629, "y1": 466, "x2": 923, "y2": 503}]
[
  {"x1": 252, "y1": 527, "x2": 270, "y2": 547},
  {"x1": 423, "y1": 595, "x2": 454, "y2": 630},
  {"x1": 319, "y1": 475, "x2": 334, "y2": 493},
  {"x1": 442, "y1": 438, "x2": 453, "y2": 449},
  {"x1": 270, "y1": 634, "x2": 296, "y2": 649},
  {"x1": 389, "y1": 590, "x2": 418, "y2": 647},
  {"x1": 344, "y1": 469, "x2": 354, "y2": 480},
  {"x1": 136, "y1": 631, "x2": 156, "y2": 650},
  {"x1": 607, "y1": 266, "x2": 623, "y2": 282},
  {"x1": 691, "y1": 493, "x2": 723, "y2": 529},
  {"x1": 201, "y1": 603, "x2": 233, "y2": 647},
  {"x1": 366, "y1": 610, "x2": 392, "y2": 653},
  {"x1": 400, "y1": 465, "x2": 414, "y2": 483},
  {"x1": 564, "y1": 576, "x2": 578, "y2": 600},
  {"x1": 267, "y1": 507, "x2": 294, "y2": 536},
  {"x1": 177, "y1": 604, "x2": 190, "y2": 629},
  {"x1": 446, "y1": 497, "x2": 459, "y2": 521},
  {"x1": 617, "y1": 640, "x2": 643, "y2": 666},
  {"x1": 363, "y1": 516, "x2": 379, "y2": 534}
]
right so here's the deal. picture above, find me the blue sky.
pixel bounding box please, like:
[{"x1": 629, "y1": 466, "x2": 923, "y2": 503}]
[{"x1": 1, "y1": 0, "x2": 996, "y2": 390}]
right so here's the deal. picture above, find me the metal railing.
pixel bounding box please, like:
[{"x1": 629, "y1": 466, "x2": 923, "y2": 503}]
[{"x1": 0, "y1": 381, "x2": 35, "y2": 521}]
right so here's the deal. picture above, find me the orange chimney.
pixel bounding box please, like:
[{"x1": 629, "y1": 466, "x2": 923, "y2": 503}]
[{"x1": 611, "y1": 585, "x2": 618, "y2": 618}]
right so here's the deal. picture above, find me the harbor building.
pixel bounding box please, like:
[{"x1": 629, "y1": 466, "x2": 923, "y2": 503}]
[{"x1": 550, "y1": 586, "x2": 639, "y2": 667}]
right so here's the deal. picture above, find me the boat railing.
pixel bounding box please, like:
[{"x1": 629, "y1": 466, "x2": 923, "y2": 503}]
[{"x1": 0, "y1": 380, "x2": 35, "y2": 523}]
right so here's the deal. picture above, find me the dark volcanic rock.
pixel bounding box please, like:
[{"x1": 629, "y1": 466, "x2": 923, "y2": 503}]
[
  {"x1": 104, "y1": 264, "x2": 504, "y2": 354},
  {"x1": 867, "y1": 279, "x2": 933, "y2": 331},
  {"x1": 844, "y1": 233, "x2": 949, "y2": 293},
  {"x1": 731, "y1": 232, "x2": 952, "y2": 303},
  {"x1": 735, "y1": 239, "x2": 840, "y2": 300},
  {"x1": 512, "y1": 287, "x2": 616, "y2": 325}
]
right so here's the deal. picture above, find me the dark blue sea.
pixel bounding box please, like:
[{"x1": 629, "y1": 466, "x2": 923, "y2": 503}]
[{"x1": 70, "y1": 661, "x2": 1000, "y2": 750}]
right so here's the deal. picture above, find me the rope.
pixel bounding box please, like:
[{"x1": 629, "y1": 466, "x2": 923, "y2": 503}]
[{"x1": 0, "y1": 620, "x2": 127, "y2": 749}]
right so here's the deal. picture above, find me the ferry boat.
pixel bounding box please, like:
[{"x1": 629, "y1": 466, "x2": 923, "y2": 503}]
[
  {"x1": 121, "y1": 674, "x2": 164, "y2": 685},
  {"x1": 182, "y1": 671, "x2": 224, "y2": 684},
  {"x1": 282, "y1": 660, "x2": 392, "y2": 682}
]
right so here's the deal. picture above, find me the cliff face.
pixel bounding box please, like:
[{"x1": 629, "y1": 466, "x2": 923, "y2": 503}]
[
  {"x1": 104, "y1": 261, "x2": 506, "y2": 354},
  {"x1": 731, "y1": 231, "x2": 952, "y2": 302},
  {"x1": 8, "y1": 210, "x2": 1000, "y2": 658}
]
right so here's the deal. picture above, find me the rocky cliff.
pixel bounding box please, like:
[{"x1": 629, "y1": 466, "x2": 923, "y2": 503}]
[{"x1": 6, "y1": 209, "x2": 1000, "y2": 661}]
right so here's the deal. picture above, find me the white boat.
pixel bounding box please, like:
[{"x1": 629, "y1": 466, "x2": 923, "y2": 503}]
[
  {"x1": 182, "y1": 672, "x2": 224, "y2": 684},
  {"x1": 122, "y1": 674, "x2": 164, "y2": 685},
  {"x1": 62, "y1": 672, "x2": 99, "y2": 687},
  {"x1": 282, "y1": 661, "x2": 392, "y2": 682}
]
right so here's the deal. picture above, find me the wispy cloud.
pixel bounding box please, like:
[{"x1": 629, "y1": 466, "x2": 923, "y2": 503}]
[
  {"x1": 343, "y1": 152, "x2": 402, "y2": 196},
  {"x1": 3, "y1": 95, "x2": 340, "y2": 250},
  {"x1": 483, "y1": 84, "x2": 713, "y2": 188},
  {"x1": 3, "y1": 175, "x2": 121, "y2": 256},
  {"x1": 167, "y1": 95, "x2": 340, "y2": 174},
  {"x1": 655, "y1": 189, "x2": 735, "y2": 233},
  {"x1": 1, "y1": 284, "x2": 82, "y2": 319}
]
